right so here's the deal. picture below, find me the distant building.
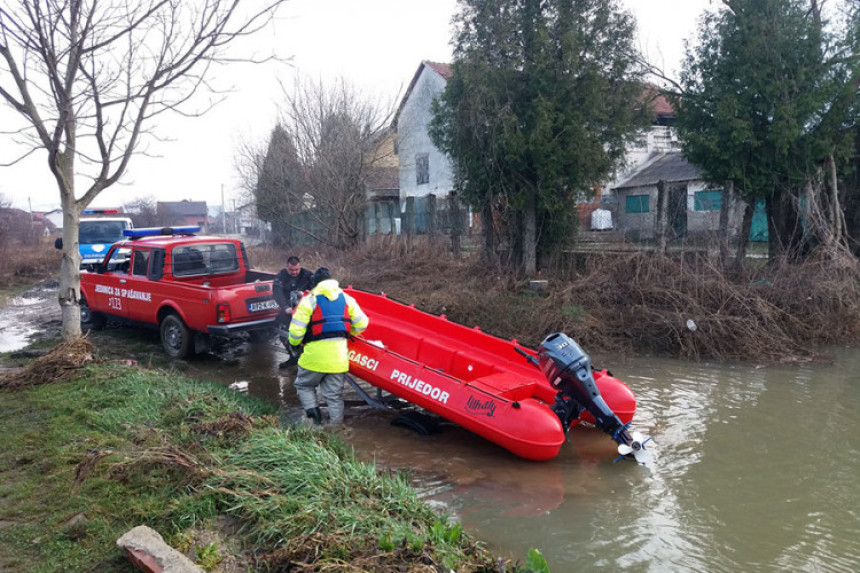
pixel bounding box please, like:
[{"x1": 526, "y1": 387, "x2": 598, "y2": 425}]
[
  {"x1": 157, "y1": 200, "x2": 209, "y2": 230},
  {"x1": 44, "y1": 208, "x2": 64, "y2": 230},
  {"x1": 589, "y1": 87, "x2": 682, "y2": 229},
  {"x1": 610, "y1": 151, "x2": 749, "y2": 241},
  {"x1": 365, "y1": 128, "x2": 400, "y2": 234},
  {"x1": 0, "y1": 207, "x2": 54, "y2": 241},
  {"x1": 232, "y1": 202, "x2": 268, "y2": 239}
]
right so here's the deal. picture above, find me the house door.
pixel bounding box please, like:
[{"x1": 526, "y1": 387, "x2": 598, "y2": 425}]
[
  {"x1": 668, "y1": 185, "x2": 688, "y2": 239},
  {"x1": 750, "y1": 200, "x2": 768, "y2": 242}
]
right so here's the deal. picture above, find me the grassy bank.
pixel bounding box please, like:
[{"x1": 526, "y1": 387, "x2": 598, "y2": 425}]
[{"x1": 0, "y1": 342, "x2": 513, "y2": 572}]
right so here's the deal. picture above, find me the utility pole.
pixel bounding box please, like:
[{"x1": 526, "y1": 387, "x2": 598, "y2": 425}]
[{"x1": 221, "y1": 184, "x2": 227, "y2": 236}]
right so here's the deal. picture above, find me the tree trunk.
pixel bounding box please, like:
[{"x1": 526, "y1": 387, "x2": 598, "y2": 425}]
[
  {"x1": 482, "y1": 198, "x2": 497, "y2": 265},
  {"x1": 656, "y1": 180, "x2": 668, "y2": 255},
  {"x1": 826, "y1": 154, "x2": 847, "y2": 248},
  {"x1": 58, "y1": 189, "x2": 81, "y2": 340},
  {"x1": 766, "y1": 190, "x2": 805, "y2": 261},
  {"x1": 718, "y1": 181, "x2": 734, "y2": 268},
  {"x1": 523, "y1": 191, "x2": 537, "y2": 276},
  {"x1": 734, "y1": 200, "x2": 753, "y2": 269}
]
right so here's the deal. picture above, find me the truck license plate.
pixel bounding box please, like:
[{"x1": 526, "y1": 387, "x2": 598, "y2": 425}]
[{"x1": 248, "y1": 299, "x2": 278, "y2": 313}]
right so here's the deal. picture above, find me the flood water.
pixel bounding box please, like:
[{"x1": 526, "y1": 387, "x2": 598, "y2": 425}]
[
  {"x1": 3, "y1": 292, "x2": 860, "y2": 571},
  {"x1": 0, "y1": 292, "x2": 48, "y2": 352},
  {"x1": 199, "y1": 341, "x2": 860, "y2": 572}
]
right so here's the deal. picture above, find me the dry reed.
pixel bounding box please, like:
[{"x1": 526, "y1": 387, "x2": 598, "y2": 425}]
[
  {"x1": 264, "y1": 239, "x2": 860, "y2": 363},
  {"x1": 0, "y1": 338, "x2": 99, "y2": 391}
]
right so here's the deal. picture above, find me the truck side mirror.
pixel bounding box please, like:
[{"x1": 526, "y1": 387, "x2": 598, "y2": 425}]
[{"x1": 54, "y1": 237, "x2": 63, "y2": 250}]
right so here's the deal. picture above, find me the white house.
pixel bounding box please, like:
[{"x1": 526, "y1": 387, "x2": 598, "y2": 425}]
[
  {"x1": 44, "y1": 208, "x2": 64, "y2": 230},
  {"x1": 394, "y1": 61, "x2": 455, "y2": 202}
]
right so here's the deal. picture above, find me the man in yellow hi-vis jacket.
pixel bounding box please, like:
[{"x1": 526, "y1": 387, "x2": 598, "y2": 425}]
[{"x1": 288, "y1": 267, "x2": 368, "y2": 426}]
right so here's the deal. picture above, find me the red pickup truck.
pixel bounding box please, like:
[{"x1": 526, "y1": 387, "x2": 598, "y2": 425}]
[{"x1": 79, "y1": 227, "x2": 279, "y2": 359}]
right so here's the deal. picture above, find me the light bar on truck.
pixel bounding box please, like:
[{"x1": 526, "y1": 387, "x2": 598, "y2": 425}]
[
  {"x1": 123, "y1": 226, "x2": 200, "y2": 238},
  {"x1": 83, "y1": 208, "x2": 120, "y2": 215}
]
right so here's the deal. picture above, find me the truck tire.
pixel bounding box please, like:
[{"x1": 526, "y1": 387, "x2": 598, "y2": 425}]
[
  {"x1": 80, "y1": 297, "x2": 106, "y2": 331},
  {"x1": 160, "y1": 313, "x2": 194, "y2": 359}
]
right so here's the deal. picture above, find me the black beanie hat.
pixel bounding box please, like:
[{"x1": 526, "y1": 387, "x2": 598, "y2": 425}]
[{"x1": 312, "y1": 267, "x2": 332, "y2": 287}]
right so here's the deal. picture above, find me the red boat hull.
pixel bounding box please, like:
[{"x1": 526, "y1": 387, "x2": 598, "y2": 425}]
[{"x1": 345, "y1": 288, "x2": 636, "y2": 461}]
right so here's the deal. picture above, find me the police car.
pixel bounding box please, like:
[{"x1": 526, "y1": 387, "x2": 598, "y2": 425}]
[{"x1": 78, "y1": 209, "x2": 134, "y2": 271}]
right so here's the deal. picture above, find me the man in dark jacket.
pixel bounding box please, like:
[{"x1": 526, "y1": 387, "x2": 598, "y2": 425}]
[{"x1": 273, "y1": 256, "x2": 313, "y2": 367}]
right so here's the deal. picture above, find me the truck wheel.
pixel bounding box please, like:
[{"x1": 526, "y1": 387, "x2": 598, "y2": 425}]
[
  {"x1": 160, "y1": 314, "x2": 194, "y2": 359},
  {"x1": 80, "y1": 298, "x2": 106, "y2": 331}
]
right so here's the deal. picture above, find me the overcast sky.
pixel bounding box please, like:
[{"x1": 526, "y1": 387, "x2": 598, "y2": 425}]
[{"x1": 0, "y1": 0, "x2": 714, "y2": 212}]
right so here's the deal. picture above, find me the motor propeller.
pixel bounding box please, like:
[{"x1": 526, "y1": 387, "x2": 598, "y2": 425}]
[{"x1": 615, "y1": 427, "x2": 653, "y2": 465}]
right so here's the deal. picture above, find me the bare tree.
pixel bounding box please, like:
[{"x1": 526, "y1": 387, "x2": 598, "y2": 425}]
[
  {"x1": 125, "y1": 195, "x2": 160, "y2": 228},
  {"x1": 252, "y1": 76, "x2": 395, "y2": 248},
  {"x1": 0, "y1": 193, "x2": 10, "y2": 259},
  {"x1": 0, "y1": 0, "x2": 286, "y2": 339}
]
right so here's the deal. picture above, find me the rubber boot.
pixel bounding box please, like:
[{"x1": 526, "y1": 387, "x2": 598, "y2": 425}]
[{"x1": 305, "y1": 407, "x2": 322, "y2": 425}]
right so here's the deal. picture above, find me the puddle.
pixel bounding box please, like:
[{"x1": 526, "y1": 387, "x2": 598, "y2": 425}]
[{"x1": 0, "y1": 288, "x2": 60, "y2": 352}]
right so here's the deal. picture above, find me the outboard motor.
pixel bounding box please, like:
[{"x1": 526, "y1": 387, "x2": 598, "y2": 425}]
[{"x1": 537, "y1": 332, "x2": 633, "y2": 447}]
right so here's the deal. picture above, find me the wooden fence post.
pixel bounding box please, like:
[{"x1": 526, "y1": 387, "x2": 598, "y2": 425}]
[
  {"x1": 656, "y1": 179, "x2": 668, "y2": 255},
  {"x1": 428, "y1": 194, "x2": 437, "y2": 238},
  {"x1": 387, "y1": 201, "x2": 397, "y2": 235},
  {"x1": 449, "y1": 192, "x2": 462, "y2": 257},
  {"x1": 405, "y1": 197, "x2": 415, "y2": 240}
]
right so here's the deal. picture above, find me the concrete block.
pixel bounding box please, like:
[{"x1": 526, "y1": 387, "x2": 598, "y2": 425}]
[{"x1": 117, "y1": 525, "x2": 203, "y2": 573}]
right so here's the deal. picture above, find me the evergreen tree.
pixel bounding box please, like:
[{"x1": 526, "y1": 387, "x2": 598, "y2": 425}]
[
  {"x1": 430, "y1": 0, "x2": 650, "y2": 274},
  {"x1": 676, "y1": 0, "x2": 860, "y2": 261},
  {"x1": 255, "y1": 125, "x2": 301, "y2": 247}
]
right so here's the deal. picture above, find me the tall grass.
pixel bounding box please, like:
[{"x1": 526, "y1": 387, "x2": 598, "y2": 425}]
[{"x1": 0, "y1": 239, "x2": 60, "y2": 292}]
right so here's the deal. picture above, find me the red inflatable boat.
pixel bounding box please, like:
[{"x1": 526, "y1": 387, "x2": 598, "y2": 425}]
[{"x1": 344, "y1": 288, "x2": 637, "y2": 461}]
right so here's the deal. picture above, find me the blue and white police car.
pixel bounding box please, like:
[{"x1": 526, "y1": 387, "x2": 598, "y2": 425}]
[{"x1": 78, "y1": 209, "x2": 134, "y2": 271}]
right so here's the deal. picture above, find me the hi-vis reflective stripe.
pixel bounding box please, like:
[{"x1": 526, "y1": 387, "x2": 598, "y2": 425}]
[
  {"x1": 291, "y1": 318, "x2": 308, "y2": 328},
  {"x1": 353, "y1": 311, "x2": 368, "y2": 327}
]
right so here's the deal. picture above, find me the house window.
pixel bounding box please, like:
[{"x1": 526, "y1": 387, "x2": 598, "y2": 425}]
[
  {"x1": 625, "y1": 194, "x2": 650, "y2": 214},
  {"x1": 694, "y1": 190, "x2": 722, "y2": 212},
  {"x1": 416, "y1": 153, "x2": 429, "y2": 185}
]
